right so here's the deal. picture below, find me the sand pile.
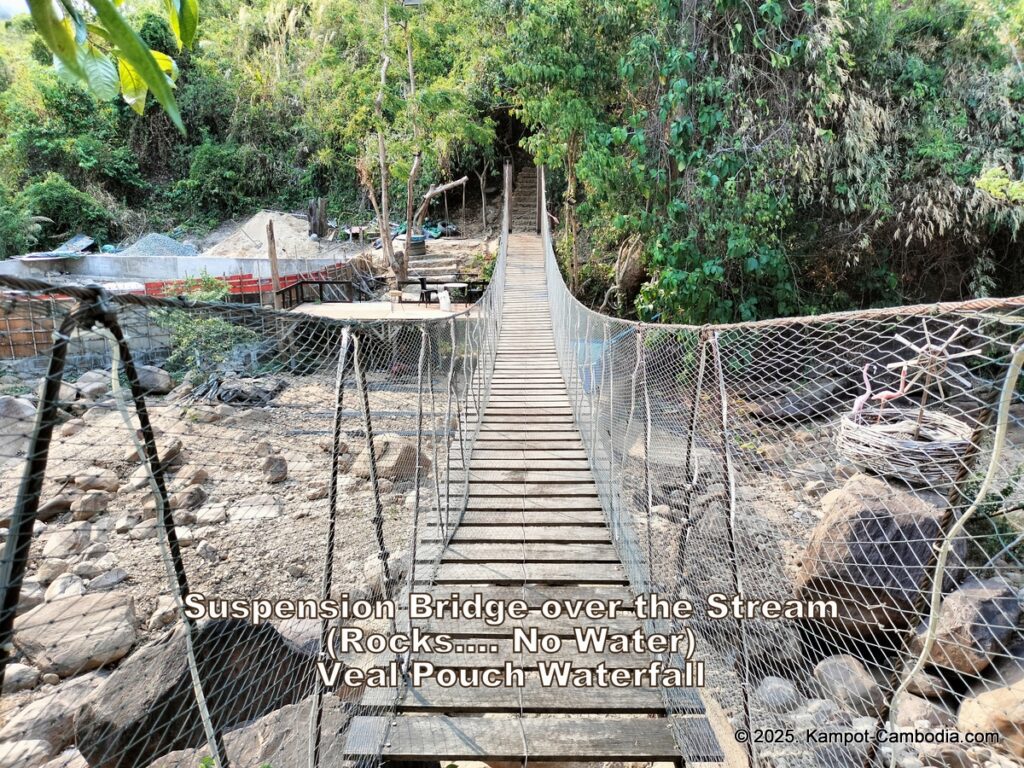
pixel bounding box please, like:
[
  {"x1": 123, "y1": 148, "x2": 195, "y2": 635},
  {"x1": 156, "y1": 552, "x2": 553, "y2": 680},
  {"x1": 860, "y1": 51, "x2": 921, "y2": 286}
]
[{"x1": 203, "y1": 211, "x2": 354, "y2": 261}]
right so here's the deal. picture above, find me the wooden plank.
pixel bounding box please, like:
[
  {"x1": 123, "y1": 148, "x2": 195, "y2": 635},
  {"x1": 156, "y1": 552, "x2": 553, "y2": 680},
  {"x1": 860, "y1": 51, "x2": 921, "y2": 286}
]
[
  {"x1": 363, "y1": 677, "x2": 665, "y2": 713},
  {"x1": 463, "y1": 460, "x2": 591, "y2": 471},
  {"x1": 444, "y1": 510, "x2": 605, "y2": 525},
  {"x1": 463, "y1": 483, "x2": 598, "y2": 497},
  {"x1": 453, "y1": 470, "x2": 596, "y2": 483},
  {"x1": 430, "y1": 562, "x2": 627, "y2": 585},
  {"x1": 346, "y1": 715, "x2": 687, "y2": 761},
  {"x1": 437, "y1": 525, "x2": 610, "y2": 543},
  {"x1": 435, "y1": 542, "x2": 619, "y2": 563},
  {"x1": 469, "y1": 449, "x2": 589, "y2": 459},
  {"x1": 459, "y1": 502, "x2": 604, "y2": 517}
]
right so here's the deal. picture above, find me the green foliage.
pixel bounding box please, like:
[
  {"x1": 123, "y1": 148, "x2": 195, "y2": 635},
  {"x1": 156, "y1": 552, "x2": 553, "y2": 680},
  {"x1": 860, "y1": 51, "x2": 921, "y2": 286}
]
[
  {"x1": 17, "y1": 172, "x2": 114, "y2": 247},
  {"x1": 157, "y1": 272, "x2": 259, "y2": 375},
  {"x1": 172, "y1": 141, "x2": 269, "y2": 221},
  {"x1": 0, "y1": 191, "x2": 42, "y2": 258},
  {"x1": 976, "y1": 168, "x2": 1024, "y2": 203}
]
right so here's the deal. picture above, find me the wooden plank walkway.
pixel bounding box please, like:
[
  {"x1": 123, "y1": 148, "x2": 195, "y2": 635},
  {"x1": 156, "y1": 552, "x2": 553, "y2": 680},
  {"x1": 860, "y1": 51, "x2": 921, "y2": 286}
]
[{"x1": 345, "y1": 225, "x2": 722, "y2": 763}]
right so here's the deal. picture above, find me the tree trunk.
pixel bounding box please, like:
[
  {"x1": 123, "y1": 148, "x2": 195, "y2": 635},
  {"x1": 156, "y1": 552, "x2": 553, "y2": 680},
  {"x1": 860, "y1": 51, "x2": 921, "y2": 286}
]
[
  {"x1": 413, "y1": 177, "x2": 469, "y2": 230},
  {"x1": 476, "y1": 166, "x2": 488, "y2": 230}
]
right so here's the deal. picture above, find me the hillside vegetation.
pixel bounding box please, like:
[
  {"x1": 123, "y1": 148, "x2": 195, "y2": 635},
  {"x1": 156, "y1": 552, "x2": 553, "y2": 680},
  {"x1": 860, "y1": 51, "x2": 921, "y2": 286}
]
[{"x1": 1, "y1": 0, "x2": 1023, "y2": 322}]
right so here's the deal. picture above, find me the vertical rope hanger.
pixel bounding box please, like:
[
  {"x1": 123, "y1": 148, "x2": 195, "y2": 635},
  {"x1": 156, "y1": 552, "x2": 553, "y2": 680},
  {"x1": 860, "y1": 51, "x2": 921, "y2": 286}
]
[
  {"x1": 102, "y1": 325, "x2": 227, "y2": 768},
  {"x1": 309, "y1": 326, "x2": 351, "y2": 768}
]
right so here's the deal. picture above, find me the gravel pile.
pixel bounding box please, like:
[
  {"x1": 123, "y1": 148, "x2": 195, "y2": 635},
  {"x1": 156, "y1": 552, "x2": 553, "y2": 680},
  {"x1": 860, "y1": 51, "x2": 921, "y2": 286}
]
[{"x1": 120, "y1": 234, "x2": 198, "y2": 259}]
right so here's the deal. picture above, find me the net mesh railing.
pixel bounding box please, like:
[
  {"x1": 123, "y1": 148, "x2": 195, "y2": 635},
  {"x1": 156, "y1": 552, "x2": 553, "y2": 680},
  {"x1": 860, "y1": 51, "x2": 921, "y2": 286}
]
[
  {"x1": 0, "y1": 168, "x2": 509, "y2": 768},
  {"x1": 540, "y1": 168, "x2": 1024, "y2": 768}
]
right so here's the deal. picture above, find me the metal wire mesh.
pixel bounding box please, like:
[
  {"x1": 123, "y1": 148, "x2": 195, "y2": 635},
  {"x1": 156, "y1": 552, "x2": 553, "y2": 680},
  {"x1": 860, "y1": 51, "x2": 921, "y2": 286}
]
[
  {"x1": 0, "y1": 169, "x2": 507, "y2": 768},
  {"x1": 540, "y1": 168, "x2": 1024, "y2": 768}
]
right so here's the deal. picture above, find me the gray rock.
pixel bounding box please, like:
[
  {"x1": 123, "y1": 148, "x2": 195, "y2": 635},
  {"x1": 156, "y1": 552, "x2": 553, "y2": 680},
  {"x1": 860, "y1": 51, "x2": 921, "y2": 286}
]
[
  {"x1": 36, "y1": 558, "x2": 69, "y2": 584},
  {"x1": 44, "y1": 573, "x2": 86, "y2": 601},
  {"x1": 135, "y1": 365, "x2": 173, "y2": 395},
  {"x1": 71, "y1": 490, "x2": 109, "y2": 520},
  {"x1": 41, "y1": 521, "x2": 100, "y2": 559},
  {"x1": 60, "y1": 418, "x2": 87, "y2": 437},
  {"x1": 2, "y1": 661, "x2": 40, "y2": 693},
  {"x1": 958, "y1": 679, "x2": 1024, "y2": 758},
  {"x1": 169, "y1": 484, "x2": 207, "y2": 511},
  {"x1": 129, "y1": 519, "x2": 159, "y2": 540},
  {"x1": 19, "y1": 578, "x2": 44, "y2": 612},
  {"x1": 262, "y1": 455, "x2": 288, "y2": 483},
  {"x1": 351, "y1": 437, "x2": 430, "y2": 482},
  {"x1": 813, "y1": 655, "x2": 885, "y2": 716},
  {"x1": 755, "y1": 675, "x2": 805, "y2": 713},
  {"x1": 195, "y1": 504, "x2": 228, "y2": 525},
  {"x1": 88, "y1": 568, "x2": 128, "y2": 591},
  {"x1": 229, "y1": 494, "x2": 282, "y2": 522},
  {"x1": 0, "y1": 671, "x2": 103, "y2": 750},
  {"x1": 147, "y1": 595, "x2": 178, "y2": 631},
  {"x1": 71, "y1": 561, "x2": 102, "y2": 579},
  {"x1": 894, "y1": 692, "x2": 955, "y2": 728},
  {"x1": 75, "y1": 620, "x2": 318, "y2": 768},
  {"x1": 752, "y1": 377, "x2": 840, "y2": 421},
  {"x1": 14, "y1": 592, "x2": 136, "y2": 677},
  {"x1": 75, "y1": 466, "x2": 119, "y2": 493},
  {"x1": 796, "y1": 474, "x2": 947, "y2": 636},
  {"x1": 0, "y1": 739, "x2": 53, "y2": 767},
  {"x1": 0, "y1": 395, "x2": 36, "y2": 460},
  {"x1": 909, "y1": 577, "x2": 1021, "y2": 676}
]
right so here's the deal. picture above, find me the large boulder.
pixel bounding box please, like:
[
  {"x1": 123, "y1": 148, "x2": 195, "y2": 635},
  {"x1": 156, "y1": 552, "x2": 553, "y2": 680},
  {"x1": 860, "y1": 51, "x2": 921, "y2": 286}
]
[
  {"x1": 796, "y1": 474, "x2": 946, "y2": 636},
  {"x1": 75, "y1": 619, "x2": 318, "y2": 768},
  {"x1": 958, "y1": 679, "x2": 1024, "y2": 758},
  {"x1": 14, "y1": 591, "x2": 137, "y2": 677},
  {"x1": 0, "y1": 395, "x2": 36, "y2": 460},
  {"x1": 813, "y1": 654, "x2": 885, "y2": 716},
  {"x1": 909, "y1": 577, "x2": 1021, "y2": 676},
  {"x1": 0, "y1": 672, "x2": 104, "y2": 759},
  {"x1": 143, "y1": 694, "x2": 350, "y2": 768},
  {"x1": 135, "y1": 366, "x2": 173, "y2": 395},
  {"x1": 351, "y1": 437, "x2": 430, "y2": 482}
]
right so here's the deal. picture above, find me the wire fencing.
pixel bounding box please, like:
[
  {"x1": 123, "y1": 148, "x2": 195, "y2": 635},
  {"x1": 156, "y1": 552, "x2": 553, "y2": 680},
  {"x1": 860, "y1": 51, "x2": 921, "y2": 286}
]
[
  {"x1": 540, "y1": 167, "x2": 1024, "y2": 768},
  {"x1": 0, "y1": 165, "x2": 509, "y2": 768}
]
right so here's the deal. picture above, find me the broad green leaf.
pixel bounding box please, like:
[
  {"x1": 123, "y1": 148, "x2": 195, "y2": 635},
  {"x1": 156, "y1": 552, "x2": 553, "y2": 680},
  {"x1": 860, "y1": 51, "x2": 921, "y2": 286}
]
[
  {"x1": 82, "y1": 45, "x2": 119, "y2": 101},
  {"x1": 178, "y1": 0, "x2": 199, "y2": 49},
  {"x1": 89, "y1": 0, "x2": 183, "y2": 133},
  {"x1": 163, "y1": 0, "x2": 198, "y2": 50},
  {"x1": 27, "y1": 0, "x2": 83, "y2": 79},
  {"x1": 150, "y1": 50, "x2": 180, "y2": 80},
  {"x1": 118, "y1": 57, "x2": 148, "y2": 115}
]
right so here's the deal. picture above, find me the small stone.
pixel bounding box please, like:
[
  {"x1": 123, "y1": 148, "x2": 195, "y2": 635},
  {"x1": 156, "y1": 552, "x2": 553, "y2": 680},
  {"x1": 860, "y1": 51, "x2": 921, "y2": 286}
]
[
  {"x1": 41, "y1": 521, "x2": 97, "y2": 558},
  {"x1": 1, "y1": 662, "x2": 40, "y2": 693},
  {"x1": 377, "y1": 477, "x2": 395, "y2": 495},
  {"x1": 170, "y1": 484, "x2": 208, "y2": 511},
  {"x1": 82, "y1": 542, "x2": 107, "y2": 558},
  {"x1": 60, "y1": 418, "x2": 87, "y2": 437},
  {"x1": 803, "y1": 480, "x2": 828, "y2": 498},
  {"x1": 114, "y1": 515, "x2": 138, "y2": 534},
  {"x1": 42, "y1": 673, "x2": 60, "y2": 685},
  {"x1": 196, "y1": 504, "x2": 228, "y2": 525},
  {"x1": 262, "y1": 455, "x2": 288, "y2": 483},
  {"x1": 93, "y1": 553, "x2": 118, "y2": 571},
  {"x1": 173, "y1": 464, "x2": 208, "y2": 488},
  {"x1": 71, "y1": 491, "x2": 109, "y2": 520},
  {"x1": 255, "y1": 441, "x2": 276, "y2": 457},
  {"x1": 45, "y1": 573, "x2": 86, "y2": 601},
  {"x1": 71, "y1": 561, "x2": 101, "y2": 579},
  {"x1": 196, "y1": 541, "x2": 220, "y2": 562},
  {"x1": 229, "y1": 495, "x2": 282, "y2": 522},
  {"x1": 19, "y1": 579, "x2": 44, "y2": 612},
  {"x1": 75, "y1": 467, "x2": 119, "y2": 493},
  {"x1": 285, "y1": 564, "x2": 305, "y2": 578},
  {"x1": 755, "y1": 676, "x2": 804, "y2": 713},
  {"x1": 36, "y1": 559, "x2": 69, "y2": 584},
  {"x1": 136, "y1": 365, "x2": 173, "y2": 395},
  {"x1": 129, "y1": 519, "x2": 159, "y2": 540},
  {"x1": 792, "y1": 429, "x2": 816, "y2": 444},
  {"x1": 813, "y1": 654, "x2": 884, "y2": 716},
  {"x1": 175, "y1": 528, "x2": 194, "y2": 547},
  {"x1": 88, "y1": 568, "x2": 128, "y2": 591},
  {"x1": 148, "y1": 595, "x2": 178, "y2": 630},
  {"x1": 305, "y1": 483, "x2": 328, "y2": 501},
  {"x1": 37, "y1": 494, "x2": 74, "y2": 522}
]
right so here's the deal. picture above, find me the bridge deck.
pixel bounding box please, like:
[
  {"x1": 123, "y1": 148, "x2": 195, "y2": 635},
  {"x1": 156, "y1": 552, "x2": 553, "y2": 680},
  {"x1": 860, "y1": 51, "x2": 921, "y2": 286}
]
[{"x1": 346, "y1": 231, "x2": 723, "y2": 763}]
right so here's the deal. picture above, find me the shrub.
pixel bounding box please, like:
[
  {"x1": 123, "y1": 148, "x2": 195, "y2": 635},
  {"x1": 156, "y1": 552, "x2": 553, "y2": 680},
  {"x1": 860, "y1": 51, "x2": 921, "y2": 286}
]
[
  {"x1": 0, "y1": 192, "x2": 41, "y2": 258},
  {"x1": 173, "y1": 141, "x2": 267, "y2": 220},
  {"x1": 17, "y1": 173, "x2": 115, "y2": 247},
  {"x1": 157, "y1": 273, "x2": 260, "y2": 375}
]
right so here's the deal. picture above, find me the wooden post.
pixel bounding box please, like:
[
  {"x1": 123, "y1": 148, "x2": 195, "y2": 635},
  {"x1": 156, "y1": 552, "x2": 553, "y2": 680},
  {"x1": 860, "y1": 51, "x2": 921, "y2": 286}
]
[{"x1": 267, "y1": 220, "x2": 283, "y2": 310}]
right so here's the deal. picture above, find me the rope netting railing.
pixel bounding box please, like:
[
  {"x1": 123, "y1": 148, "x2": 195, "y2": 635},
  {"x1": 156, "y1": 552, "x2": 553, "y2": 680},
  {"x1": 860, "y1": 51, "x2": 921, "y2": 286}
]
[
  {"x1": 0, "y1": 166, "x2": 510, "y2": 768},
  {"x1": 540, "y1": 168, "x2": 1024, "y2": 768}
]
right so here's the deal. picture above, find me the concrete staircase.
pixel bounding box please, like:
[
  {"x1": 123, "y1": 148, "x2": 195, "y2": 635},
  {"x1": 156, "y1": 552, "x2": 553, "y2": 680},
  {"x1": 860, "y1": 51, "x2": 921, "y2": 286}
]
[{"x1": 510, "y1": 164, "x2": 539, "y2": 232}]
